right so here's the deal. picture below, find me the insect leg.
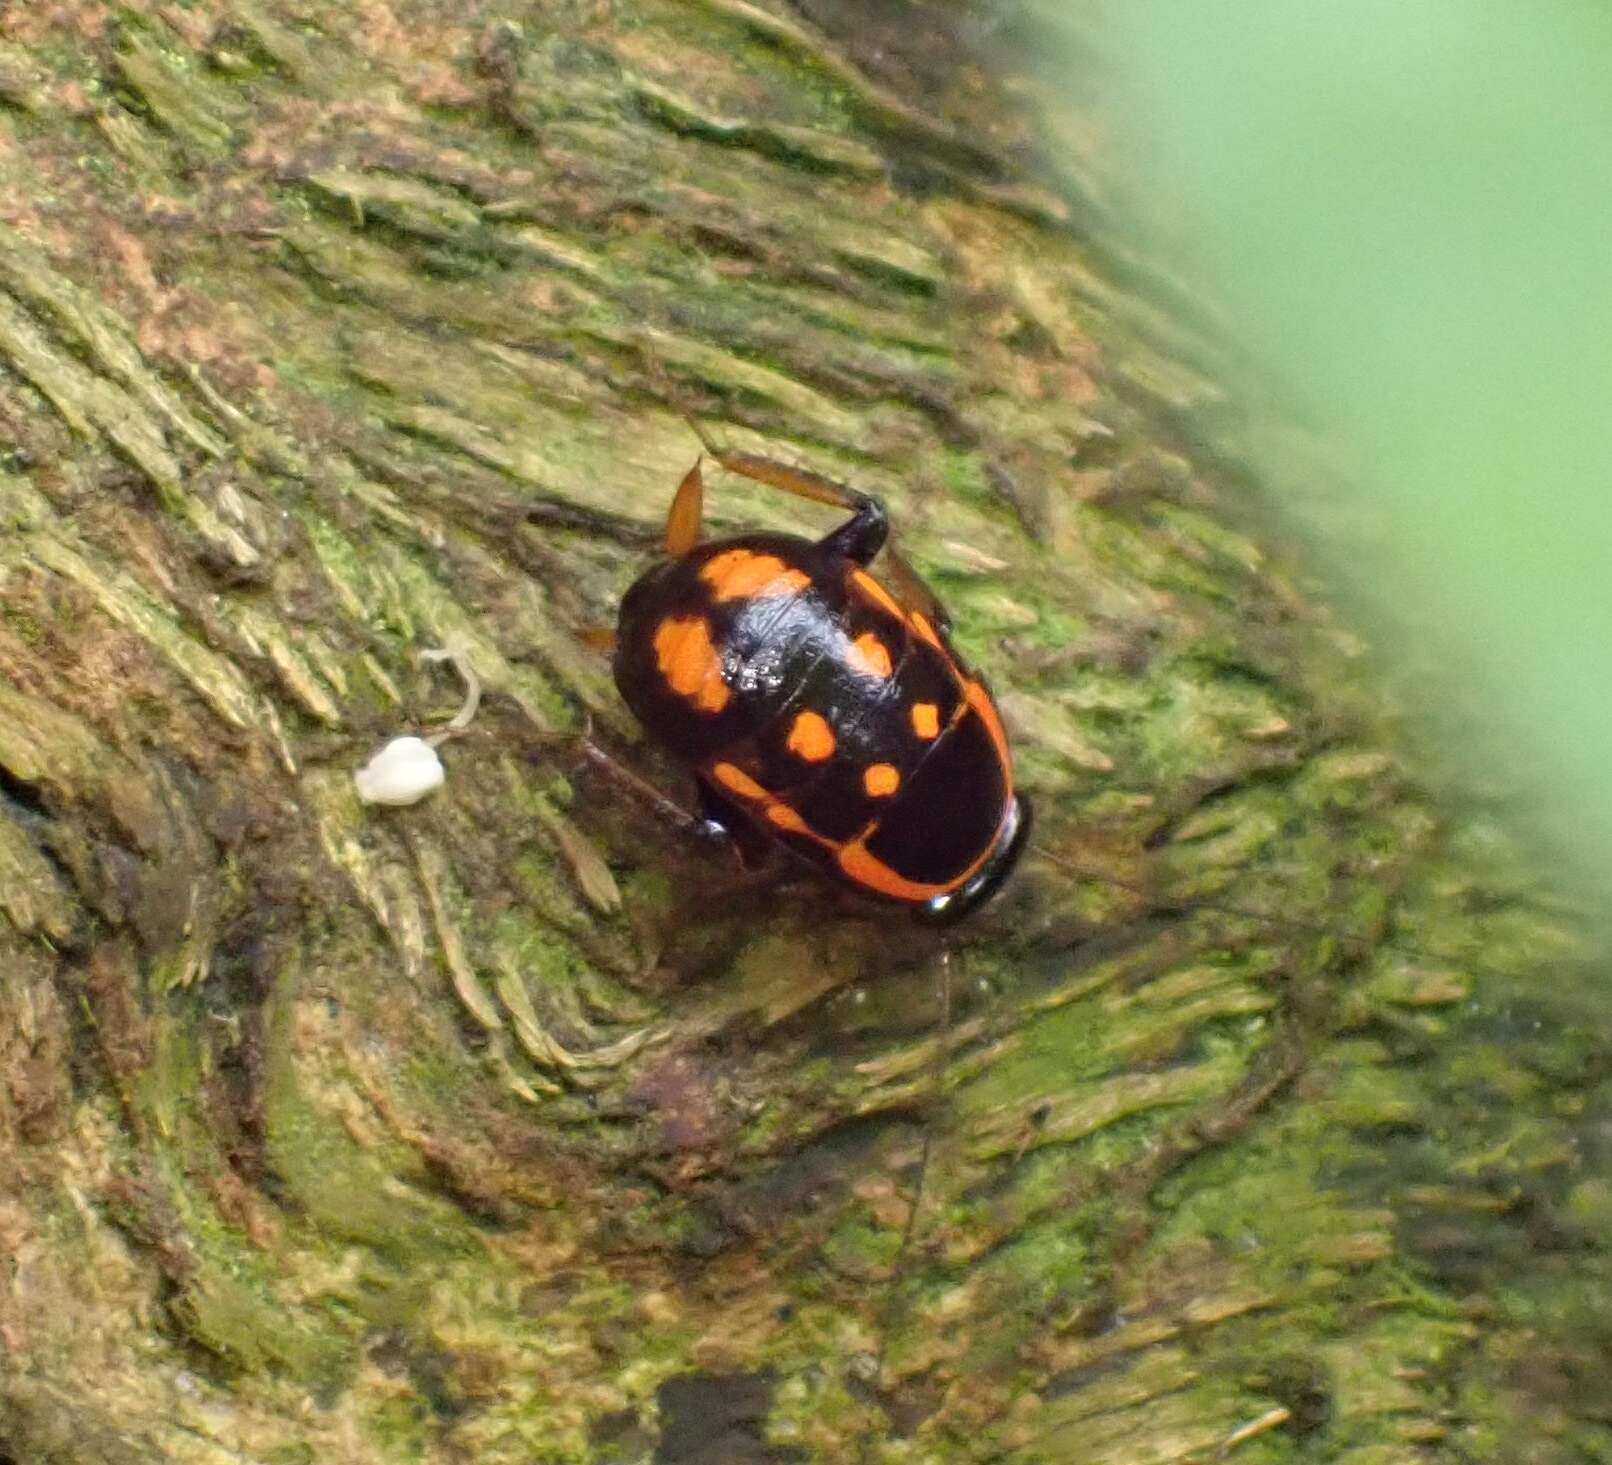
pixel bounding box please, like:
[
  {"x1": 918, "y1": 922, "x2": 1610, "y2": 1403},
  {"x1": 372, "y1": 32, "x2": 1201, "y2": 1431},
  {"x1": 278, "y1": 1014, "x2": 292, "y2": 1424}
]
[
  {"x1": 874, "y1": 545, "x2": 953, "y2": 633},
  {"x1": 579, "y1": 736, "x2": 729, "y2": 847},
  {"x1": 575, "y1": 625, "x2": 618, "y2": 653},
  {"x1": 721, "y1": 452, "x2": 888, "y2": 565},
  {"x1": 683, "y1": 419, "x2": 888, "y2": 565},
  {"x1": 693, "y1": 776, "x2": 778, "y2": 870},
  {"x1": 664, "y1": 459, "x2": 705, "y2": 555},
  {"x1": 872, "y1": 943, "x2": 953, "y2": 1390}
]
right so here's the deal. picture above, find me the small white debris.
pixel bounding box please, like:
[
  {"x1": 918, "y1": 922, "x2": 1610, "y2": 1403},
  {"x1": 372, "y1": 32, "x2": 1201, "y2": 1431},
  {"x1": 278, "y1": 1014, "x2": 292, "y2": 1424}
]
[
  {"x1": 355, "y1": 735, "x2": 445, "y2": 806},
  {"x1": 354, "y1": 646, "x2": 480, "y2": 806}
]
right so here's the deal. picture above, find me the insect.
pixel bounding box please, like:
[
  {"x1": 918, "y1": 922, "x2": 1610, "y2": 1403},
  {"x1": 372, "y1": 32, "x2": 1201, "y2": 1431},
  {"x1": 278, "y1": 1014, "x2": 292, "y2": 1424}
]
[{"x1": 609, "y1": 440, "x2": 1031, "y2": 922}]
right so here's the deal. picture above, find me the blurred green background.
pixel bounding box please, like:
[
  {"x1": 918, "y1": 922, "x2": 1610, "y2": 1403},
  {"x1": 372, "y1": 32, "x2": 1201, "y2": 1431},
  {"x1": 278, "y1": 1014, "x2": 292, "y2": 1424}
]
[{"x1": 1085, "y1": 0, "x2": 1612, "y2": 889}]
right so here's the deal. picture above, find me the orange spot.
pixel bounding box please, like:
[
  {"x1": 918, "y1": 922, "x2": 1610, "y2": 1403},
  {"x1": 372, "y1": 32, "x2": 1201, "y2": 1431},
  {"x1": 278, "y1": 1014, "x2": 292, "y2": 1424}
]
[
  {"x1": 864, "y1": 763, "x2": 900, "y2": 798},
  {"x1": 711, "y1": 761, "x2": 768, "y2": 801},
  {"x1": 910, "y1": 612, "x2": 944, "y2": 650},
  {"x1": 786, "y1": 709, "x2": 836, "y2": 763},
  {"x1": 701, "y1": 549, "x2": 811, "y2": 601},
  {"x1": 910, "y1": 702, "x2": 940, "y2": 740},
  {"x1": 848, "y1": 632, "x2": 893, "y2": 679},
  {"x1": 851, "y1": 569, "x2": 905, "y2": 620},
  {"x1": 654, "y1": 617, "x2": 729, "y2": 711},
  {"x1": 767, "y1": 803, "x2": 809, "y2": 833}
]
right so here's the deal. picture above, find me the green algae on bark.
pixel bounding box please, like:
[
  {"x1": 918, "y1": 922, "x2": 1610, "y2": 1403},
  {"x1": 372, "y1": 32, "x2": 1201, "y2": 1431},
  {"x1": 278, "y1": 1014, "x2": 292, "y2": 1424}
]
[{"x1": 0, "y1": 2, "x2": 1607, "y2": 1463}]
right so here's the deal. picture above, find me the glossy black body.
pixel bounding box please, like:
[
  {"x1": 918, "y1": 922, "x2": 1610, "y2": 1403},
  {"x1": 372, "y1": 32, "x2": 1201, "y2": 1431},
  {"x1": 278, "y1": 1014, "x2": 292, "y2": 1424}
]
[{"x1": 614, "y1": 524, "x2": 1027, "y2": 920}]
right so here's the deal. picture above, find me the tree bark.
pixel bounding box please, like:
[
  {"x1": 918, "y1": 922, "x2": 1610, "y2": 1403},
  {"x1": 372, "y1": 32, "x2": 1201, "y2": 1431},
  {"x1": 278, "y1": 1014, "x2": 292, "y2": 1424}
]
[{"x1": 0, "y1": 3, "x2": 1606, "y2": 1463}]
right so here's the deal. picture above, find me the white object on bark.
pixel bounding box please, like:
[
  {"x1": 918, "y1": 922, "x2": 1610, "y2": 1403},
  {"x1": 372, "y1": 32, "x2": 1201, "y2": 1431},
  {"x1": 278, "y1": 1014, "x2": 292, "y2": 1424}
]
[
  {"x1": 353, "y1": 645, "x2": 481, "y2": 805},
  {"x1": 354, "y1": 736, "x2": 446, "y2": 805}
]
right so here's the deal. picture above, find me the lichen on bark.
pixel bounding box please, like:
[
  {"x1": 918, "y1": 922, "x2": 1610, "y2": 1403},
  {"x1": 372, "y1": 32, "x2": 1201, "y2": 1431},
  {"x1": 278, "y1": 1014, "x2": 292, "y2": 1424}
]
[{"x1": 0, "y1": 3, "x2": 1607, "y2": 1463}]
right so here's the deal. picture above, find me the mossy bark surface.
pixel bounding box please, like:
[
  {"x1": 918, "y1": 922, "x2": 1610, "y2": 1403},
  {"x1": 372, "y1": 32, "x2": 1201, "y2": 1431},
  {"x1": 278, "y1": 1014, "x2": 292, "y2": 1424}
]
[{"x1": 0, "y1": 3, "x2": 1608, "y2": 1463}]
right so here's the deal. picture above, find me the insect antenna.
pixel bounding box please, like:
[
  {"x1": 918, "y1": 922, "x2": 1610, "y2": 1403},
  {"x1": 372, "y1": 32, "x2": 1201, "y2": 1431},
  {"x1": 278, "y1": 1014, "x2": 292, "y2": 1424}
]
[{"x1": 869, "y1": 944, "x2": 953, "y2": 1410}]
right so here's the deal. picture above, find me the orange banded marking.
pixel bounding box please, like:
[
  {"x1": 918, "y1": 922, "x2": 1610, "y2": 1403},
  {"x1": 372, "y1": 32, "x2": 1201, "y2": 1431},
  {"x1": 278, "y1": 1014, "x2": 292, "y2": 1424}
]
[
  {"x1": 910, "y1": 702, "x2": 940, "y2": 740},
  {"x1": 851, "y1": 568, "x2": 905, "y2": 621},
  {"x1": 766, "y1": 803, "x2": 810, "y2": 833},
  {"x1": 837, "y1": 831, "x2": 984, "y2": 902},
  {"x1": 700, "y1": 549, "x2": 810, "y2": 602},
  {"x1": 848, "y1": 632, "x2": 893, "y2": 679},
  {"x1": 711, "y1": 761, "x2": 768, "y2": 801},
  {"x1": 964, "y1": 680, "x2": 1013, "y2": 793},
  {"x1": 786, "y1": 709, "x2": 836, "y2": 762},
  {"x1": 654, "y1": 616, "x2": 730, "y2": 712},
  {"x1": 909, "y1": 612, "x2": 944, "y2": 651},
  {"x1": 864, "y1": 763, "x2": 900, "y2": 797},
  {"x1": 710, "y1": 763, "x2": 828, "y2": 844}
]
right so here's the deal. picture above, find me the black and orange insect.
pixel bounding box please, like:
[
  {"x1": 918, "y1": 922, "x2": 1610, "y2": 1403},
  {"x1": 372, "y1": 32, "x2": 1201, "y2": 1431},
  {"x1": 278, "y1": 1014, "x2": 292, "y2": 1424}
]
[{"x1": 610, "y1": 440, "x2": 1030, "y2": 922}]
